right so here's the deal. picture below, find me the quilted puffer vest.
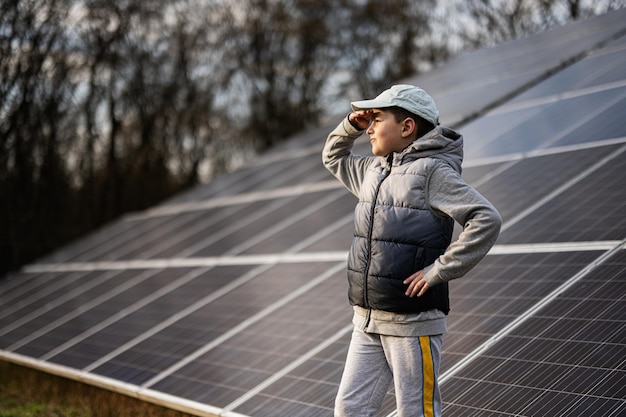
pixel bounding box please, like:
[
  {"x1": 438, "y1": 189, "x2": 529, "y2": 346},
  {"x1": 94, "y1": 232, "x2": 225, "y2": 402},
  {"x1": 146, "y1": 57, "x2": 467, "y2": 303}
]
[{"x1": 347, "y1": 156, "x2": 453, "y2": 314}]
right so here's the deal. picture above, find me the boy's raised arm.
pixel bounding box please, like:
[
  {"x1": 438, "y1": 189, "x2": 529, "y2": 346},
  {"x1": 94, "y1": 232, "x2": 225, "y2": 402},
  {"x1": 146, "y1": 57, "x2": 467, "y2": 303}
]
[{"x1": 322, "y1": 115, "x2": 375, "y2": 197}]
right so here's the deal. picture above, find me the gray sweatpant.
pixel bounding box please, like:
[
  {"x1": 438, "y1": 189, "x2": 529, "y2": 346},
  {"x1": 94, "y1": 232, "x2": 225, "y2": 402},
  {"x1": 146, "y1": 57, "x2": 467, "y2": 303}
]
[{"x1": 335, "y1": 328, "x2": 443, "y2": 417}]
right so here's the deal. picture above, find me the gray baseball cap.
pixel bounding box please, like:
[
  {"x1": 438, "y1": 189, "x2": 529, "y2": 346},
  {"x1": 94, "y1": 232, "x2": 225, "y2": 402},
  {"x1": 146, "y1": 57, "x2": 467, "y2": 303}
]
[{"x1": 351, "y1": 84, "x2": 439, "y2": 126}]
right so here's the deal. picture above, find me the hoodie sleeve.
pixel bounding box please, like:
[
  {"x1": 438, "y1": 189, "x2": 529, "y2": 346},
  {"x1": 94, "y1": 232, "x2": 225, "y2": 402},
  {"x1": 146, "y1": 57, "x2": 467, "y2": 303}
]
[
  {"x1": 423, "y1": 162, "x2": 502, "y2": 286},
  {"x1": 322, "y1": 117, "x2": 376, "y2": 197}
]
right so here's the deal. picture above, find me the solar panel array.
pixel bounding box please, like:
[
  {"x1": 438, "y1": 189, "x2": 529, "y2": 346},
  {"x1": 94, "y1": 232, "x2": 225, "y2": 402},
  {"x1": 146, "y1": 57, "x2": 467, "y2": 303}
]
[{"x1": 2, "y1": 9, "x2": 626, "y2": 417}]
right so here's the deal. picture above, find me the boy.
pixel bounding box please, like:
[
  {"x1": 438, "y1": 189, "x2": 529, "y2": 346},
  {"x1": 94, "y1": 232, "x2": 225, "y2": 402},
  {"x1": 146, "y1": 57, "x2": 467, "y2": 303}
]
[{"x1": 322, "y1": 84, "x2": 501, "y2": 417}]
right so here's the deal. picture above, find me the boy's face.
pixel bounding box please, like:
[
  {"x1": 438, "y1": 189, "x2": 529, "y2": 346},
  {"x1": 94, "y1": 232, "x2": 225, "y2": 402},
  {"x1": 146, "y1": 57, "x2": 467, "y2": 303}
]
[{"x1": 366, "y1": 109, "x2": 412, "y2": 156}]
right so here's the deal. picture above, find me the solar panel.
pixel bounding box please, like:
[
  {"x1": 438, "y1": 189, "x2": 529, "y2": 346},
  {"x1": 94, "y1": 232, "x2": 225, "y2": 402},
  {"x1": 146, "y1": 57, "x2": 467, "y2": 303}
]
[
  {"x1": 2, "y1": 8, "x2": 626, "y2": 417},
  {"x1": 497, "y1": 145, "x2": 626, "y2": 244},
  {"x1": 441, "y1": 247, "x2": 626, "y2": 417},
  {"x1": 403, "y1": 7, "x2": 626, "y2": 126}
]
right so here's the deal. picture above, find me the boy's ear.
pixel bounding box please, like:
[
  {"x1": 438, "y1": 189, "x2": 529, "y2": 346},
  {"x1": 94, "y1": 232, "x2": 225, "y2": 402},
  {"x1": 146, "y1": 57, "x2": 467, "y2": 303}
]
[{"x1": 401, "y1": 118, "x2": 417, "y2": 138}]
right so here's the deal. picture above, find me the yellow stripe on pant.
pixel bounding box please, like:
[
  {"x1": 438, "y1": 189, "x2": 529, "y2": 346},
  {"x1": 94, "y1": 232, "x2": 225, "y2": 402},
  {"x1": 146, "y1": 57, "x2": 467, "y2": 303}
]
[{"x1": 420, "y1": 336, "x2": 435, "y2": 417}]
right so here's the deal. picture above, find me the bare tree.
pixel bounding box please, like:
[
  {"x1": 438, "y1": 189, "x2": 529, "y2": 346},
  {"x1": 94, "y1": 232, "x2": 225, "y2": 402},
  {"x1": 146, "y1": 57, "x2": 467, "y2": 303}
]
[
  {"x1": 1, "y1": 0, "x2": 226, "y2": 274},
  {"x1": 69, "y1": 0, "x2": 226, "y2": 222},
  {"x1": 211, "y1": 0, "x2": 338, "y2": 149},
  {"x1": 0, "y1": 0, "x2": 77, "y2": 274},
  {"x1": 452, "y1": 0, "x2": 625, "y2": 48},
  {"x1": 327, "y1": 0, "x2": 440, "y2": 100}
]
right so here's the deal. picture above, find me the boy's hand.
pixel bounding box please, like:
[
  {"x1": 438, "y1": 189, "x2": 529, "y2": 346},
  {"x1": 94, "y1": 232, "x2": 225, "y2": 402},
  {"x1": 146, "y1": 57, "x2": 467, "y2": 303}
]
[
  {"x1": 348, "y1": 110, "x2": 373, "y2": 130},
  {"x1": 404, "y1": 270, "x2": 430, "y2": 297}
]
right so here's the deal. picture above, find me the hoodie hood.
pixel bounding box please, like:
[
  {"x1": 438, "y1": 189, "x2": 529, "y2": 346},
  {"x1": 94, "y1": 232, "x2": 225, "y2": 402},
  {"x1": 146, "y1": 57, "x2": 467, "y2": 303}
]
[{"x1": 390, "y1": 126, "x2": 464, "y2": 173}]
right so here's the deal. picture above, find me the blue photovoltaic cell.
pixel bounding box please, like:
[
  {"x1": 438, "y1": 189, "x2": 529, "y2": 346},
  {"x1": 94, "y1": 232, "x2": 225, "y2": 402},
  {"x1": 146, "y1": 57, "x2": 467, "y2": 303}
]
[
  {"x1": 441, "y1": 248, "x2": 626, "y2": 416},
  {"x1": 464, "y1": 88, "x2": 626, "y2": 159},
  {"x1": 471, "y1": 143, "x2": 622, "y2": 222},
  {"x1": 553, "y1": 95, "x2": 626, "y2": 147},
  {"x1": 509, "y1": 41, "x2": 626, "y2": 102},
  {"x1": 498, "y1": 147, "x2": 626, "y2": 244}
]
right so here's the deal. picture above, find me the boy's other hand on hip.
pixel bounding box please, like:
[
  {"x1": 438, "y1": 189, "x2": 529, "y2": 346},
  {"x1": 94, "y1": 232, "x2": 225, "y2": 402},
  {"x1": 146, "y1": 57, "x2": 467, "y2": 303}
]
[{"x1": 404, "y1": 270, "x2": 430, "y2": 297}]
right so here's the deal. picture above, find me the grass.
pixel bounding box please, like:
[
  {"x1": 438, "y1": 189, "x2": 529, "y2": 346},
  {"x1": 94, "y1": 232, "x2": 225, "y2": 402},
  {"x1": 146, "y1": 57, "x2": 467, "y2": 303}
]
[{"x1": 0, "y1": 361, "x2": 197, "y2": 417}]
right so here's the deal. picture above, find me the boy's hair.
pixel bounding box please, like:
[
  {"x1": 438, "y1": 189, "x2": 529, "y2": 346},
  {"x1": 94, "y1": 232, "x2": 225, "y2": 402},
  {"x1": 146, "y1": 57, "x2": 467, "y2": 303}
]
[{"x1": 387, "y1": 106, "x2": 435, "y2": 138}]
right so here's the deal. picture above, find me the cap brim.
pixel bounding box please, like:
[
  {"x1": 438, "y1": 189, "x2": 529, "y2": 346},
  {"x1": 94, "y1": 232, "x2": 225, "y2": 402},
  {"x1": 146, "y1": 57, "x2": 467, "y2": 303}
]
[{"x1": 350, "y1": 99, "x2": 393, "y2": 111}]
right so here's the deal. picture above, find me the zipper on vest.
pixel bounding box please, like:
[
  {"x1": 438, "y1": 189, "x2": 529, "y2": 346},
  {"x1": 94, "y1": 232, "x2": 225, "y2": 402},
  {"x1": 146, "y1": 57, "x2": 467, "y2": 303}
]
[{"x1": 362, "y1": 156, "x2": 393, "y2": 308}]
